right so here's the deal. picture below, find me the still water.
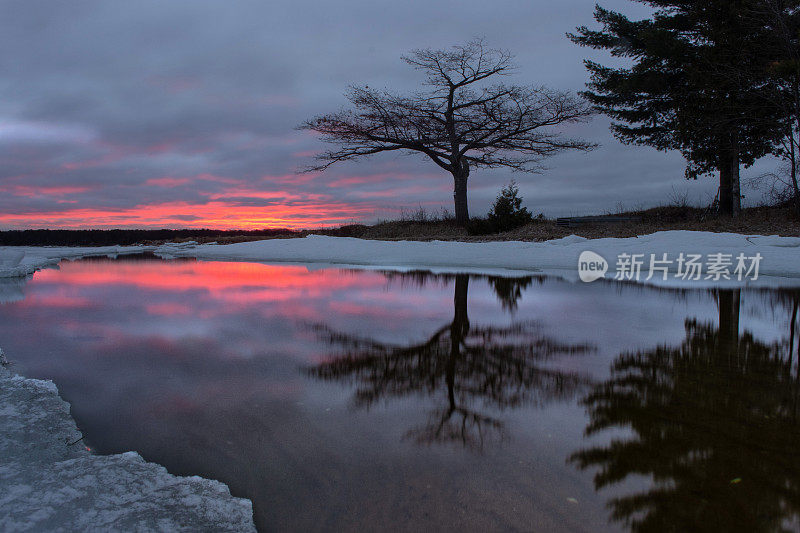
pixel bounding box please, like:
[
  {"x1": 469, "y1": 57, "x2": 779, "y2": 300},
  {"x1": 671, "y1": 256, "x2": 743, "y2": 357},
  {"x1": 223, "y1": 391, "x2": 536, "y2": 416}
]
[{"x1": 1, "y1": 254, "x2": 798, "y2": 532}]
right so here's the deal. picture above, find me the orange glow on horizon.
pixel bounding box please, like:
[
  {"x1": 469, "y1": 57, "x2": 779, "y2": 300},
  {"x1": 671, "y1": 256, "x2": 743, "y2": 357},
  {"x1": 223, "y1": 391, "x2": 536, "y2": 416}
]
[
  {"x1": 0, "y1": 201, "x2": 380, "y2": 230},
  {"x1": 0, "y1": 168, "x2": 452, "y2": 230}
]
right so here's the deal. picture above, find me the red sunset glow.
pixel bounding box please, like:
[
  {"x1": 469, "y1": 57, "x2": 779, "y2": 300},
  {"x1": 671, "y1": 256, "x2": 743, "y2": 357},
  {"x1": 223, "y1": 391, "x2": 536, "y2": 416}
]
[
  {"x1": 0, "y1": 167, "x2": 451, "y2": 229},
  {"x1": 0, "y1": 201, "x2": 381, "y2": 230},
  {"x1": 32, "y1": 261, "x2": 380, "y2": 294},
  {"x1": 24, "y1": 260, "x2": 443, "y2": 325}
]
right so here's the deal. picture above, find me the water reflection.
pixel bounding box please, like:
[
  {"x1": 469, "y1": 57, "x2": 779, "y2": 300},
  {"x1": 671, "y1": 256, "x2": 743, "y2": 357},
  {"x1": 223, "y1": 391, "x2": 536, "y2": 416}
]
[
  {"x1": 3, "y1": 256, "x2": 800, "y2": 532},
  {"x1": 307, "y1": 273, "x2": 594, "y2": 450},
  {"x1": 570, "y1": 290, "x2": 800, "y2": 532}
]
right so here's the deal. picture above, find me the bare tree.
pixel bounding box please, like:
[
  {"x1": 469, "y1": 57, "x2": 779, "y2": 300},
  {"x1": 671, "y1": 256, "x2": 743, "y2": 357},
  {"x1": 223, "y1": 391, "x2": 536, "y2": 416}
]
[{"x1": 299, "y1": 39, "x2": 595, "y2": 225}]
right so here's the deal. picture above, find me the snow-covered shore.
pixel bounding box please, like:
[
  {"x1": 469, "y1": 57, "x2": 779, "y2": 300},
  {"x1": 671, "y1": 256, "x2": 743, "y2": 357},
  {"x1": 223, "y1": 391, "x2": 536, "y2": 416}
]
[
  {"x1": 1, "y1": 231, "x2": 799, "y2": 286},
  {"x1": 0, "y1": 244, "x2": 160, "y2": 278},
  {"x1": 0, "y1": 362, "x2": 256, "y2": 532},
  {"x1": 157, "y1": 231, "x2": 800, "y2": 287}
]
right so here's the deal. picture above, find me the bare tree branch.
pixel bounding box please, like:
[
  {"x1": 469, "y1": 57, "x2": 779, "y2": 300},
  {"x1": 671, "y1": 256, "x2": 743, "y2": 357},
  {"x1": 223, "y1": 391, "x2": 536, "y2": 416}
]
[{"x1": 299, "y1": 39, "x2": 596, "y2": 224}]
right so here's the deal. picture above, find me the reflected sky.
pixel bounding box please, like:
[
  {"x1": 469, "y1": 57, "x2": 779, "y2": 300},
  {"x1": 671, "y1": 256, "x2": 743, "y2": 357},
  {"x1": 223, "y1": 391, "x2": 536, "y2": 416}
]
[{"x1": 0, "y1": 255, "x2": 798, "y2": 532}]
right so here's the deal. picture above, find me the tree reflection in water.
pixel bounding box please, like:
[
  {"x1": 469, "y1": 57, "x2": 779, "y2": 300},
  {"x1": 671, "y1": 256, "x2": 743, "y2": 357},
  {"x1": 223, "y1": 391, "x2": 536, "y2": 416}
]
[
  {"x1": 570, "y1": 289, "x2": 800, "y2": 532},
  {"x1": 306, "y1": 273, "x2": 594, "y2": 450}
]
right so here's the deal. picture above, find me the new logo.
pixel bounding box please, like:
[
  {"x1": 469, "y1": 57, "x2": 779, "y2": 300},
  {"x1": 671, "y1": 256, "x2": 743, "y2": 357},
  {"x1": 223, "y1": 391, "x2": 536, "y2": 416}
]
[{"x1": 578, "y1": 251, "x2": 608, "y2": 282}]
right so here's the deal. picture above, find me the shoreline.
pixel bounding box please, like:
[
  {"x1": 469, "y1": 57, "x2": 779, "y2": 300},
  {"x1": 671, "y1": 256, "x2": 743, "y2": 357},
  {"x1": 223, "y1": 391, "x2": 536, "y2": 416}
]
[
  {"x1": 0, "y1": 362, "x2": 256, "y2": 532},
  {"x1": 1, "y1": 205, "x2": 798, "y2": 248},
  {"x1": 1, "y1": 230, "x2": 800, "y2": 289}
]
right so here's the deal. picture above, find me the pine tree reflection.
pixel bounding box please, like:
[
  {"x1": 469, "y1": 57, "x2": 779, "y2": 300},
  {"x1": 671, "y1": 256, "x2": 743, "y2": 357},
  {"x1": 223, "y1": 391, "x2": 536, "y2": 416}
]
[
  {"x1": 487, "y1": 276, "x2": 534, "y2": 312},
  {"x1": 307, "y1": 273, "x2": 593, "y2": 450},
  {"x1": 570, "y1": 289, "x2": 800, "y2": 532}
]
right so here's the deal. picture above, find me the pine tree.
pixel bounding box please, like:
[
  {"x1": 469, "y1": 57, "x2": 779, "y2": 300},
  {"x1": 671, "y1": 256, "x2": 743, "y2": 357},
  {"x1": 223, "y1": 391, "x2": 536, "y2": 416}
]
[
  {"x1": 569, "y1": 1, "x2": 786, "y2": 217},
  {"x1": 488, "y1": 181, "x2": 533, "y2": 232}
]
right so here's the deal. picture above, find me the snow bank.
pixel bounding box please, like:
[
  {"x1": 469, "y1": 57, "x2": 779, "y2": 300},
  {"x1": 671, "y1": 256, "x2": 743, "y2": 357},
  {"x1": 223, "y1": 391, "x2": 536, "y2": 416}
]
[
  {"x1": 0, "y1": 364, "x2": 255, "y2": 532},
  {"x1": 2, "y1": 231, "x2": 799, "y2": 287},
  {"x1": 153, "y1": 231, "x2": 800, "y2": 287},
  {"x1": 0, "y1": 245, "x2": 158, "y2": 278}
]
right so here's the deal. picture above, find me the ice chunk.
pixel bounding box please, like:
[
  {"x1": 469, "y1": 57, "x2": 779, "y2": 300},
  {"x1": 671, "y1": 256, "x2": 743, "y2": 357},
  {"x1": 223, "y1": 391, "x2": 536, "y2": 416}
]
[{"x1": 0, "y1": 365, "x2": 255, "y2": 532}]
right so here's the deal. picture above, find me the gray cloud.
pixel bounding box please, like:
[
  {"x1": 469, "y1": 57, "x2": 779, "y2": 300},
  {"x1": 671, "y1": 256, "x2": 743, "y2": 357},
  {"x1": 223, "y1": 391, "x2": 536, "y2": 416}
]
[{"x1": 0, "y1": 0, "x2": 780, "y2": 228}]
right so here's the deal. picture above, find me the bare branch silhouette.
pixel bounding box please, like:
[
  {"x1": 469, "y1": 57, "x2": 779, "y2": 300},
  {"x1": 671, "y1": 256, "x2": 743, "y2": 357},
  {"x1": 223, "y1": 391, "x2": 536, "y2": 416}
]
[
  {"x1": 306, "y1": 274, "x2": 594, "y2": 450},
  {"x1": 299, "y1": 39, "x2": 595, "y2": 225}
]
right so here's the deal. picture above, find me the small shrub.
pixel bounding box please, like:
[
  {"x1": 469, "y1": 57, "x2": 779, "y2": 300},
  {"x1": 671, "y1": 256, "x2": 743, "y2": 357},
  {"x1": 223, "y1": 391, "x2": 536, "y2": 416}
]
[{"x1": 488, "y1": 181, "x2": 533, "y2": 232}]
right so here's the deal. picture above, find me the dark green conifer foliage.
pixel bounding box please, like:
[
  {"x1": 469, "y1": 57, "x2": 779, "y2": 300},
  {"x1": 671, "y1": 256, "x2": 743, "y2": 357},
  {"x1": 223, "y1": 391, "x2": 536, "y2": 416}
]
[
  {"x1": 569, "y1": 1, "x2": 786, "y2": 216},
  {"x1": 488, "y1": 181, "x2": 532, "y2": 232}
]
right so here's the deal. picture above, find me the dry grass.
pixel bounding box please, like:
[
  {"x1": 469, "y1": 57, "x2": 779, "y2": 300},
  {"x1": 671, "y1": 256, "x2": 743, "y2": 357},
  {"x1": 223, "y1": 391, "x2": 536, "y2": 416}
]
[
  {"x1": 303, "y1": 204, "x2": 800, "y2": 242},
  {"x1": 144, "y1": 204, "x2": 798, "y2": 245}
]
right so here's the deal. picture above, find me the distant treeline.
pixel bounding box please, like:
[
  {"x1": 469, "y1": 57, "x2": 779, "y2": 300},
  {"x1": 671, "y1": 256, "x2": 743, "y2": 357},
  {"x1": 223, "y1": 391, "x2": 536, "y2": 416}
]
[{"x1": 0, "y1": 228, "x2": 298, "y2": 247}]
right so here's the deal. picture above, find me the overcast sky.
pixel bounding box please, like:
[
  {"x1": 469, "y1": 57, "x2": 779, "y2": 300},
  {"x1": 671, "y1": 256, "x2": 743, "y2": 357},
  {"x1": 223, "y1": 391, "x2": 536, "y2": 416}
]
[{"x1": 0, "y1": 0, "x2": 780, "y2": 229}]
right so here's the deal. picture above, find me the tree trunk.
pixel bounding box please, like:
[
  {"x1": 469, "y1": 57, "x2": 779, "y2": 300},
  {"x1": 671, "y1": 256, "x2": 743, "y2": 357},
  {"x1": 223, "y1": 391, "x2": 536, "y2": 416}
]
[
  {"x1": 452, "y1": 274, "x2": 469, "y2": 335},
  {"x1": 731, "y1": 149, "x2": 741, "y2": 218},
  {"x1": 447, "y1": 275, "x2": 470, "y2": 410},
  {"x1": 719, "y1": 149, "x2": 733, "y2": 217},
  {"x1": 792, "y1": 149, "x2": 800, "y2": 216},
  {"x1": 793, "y1": 82, "x2": 800, "y2": 216},
  {"x1": 718, "y1": 138, "x2": 741, "y2": 218},
  {"x1": 789, "y1": 300, "x2": 798, "y2": 372},
  {"x1": 718, "y1": 289, "x2": 740, "y2": 363},
  {"x1": 453, "y1": 161, "x2": 470, "y2": 226}
]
